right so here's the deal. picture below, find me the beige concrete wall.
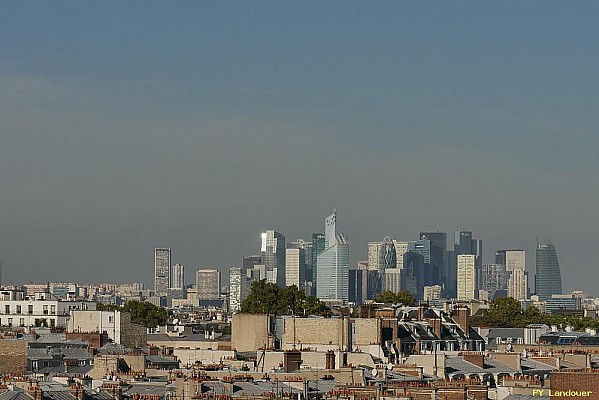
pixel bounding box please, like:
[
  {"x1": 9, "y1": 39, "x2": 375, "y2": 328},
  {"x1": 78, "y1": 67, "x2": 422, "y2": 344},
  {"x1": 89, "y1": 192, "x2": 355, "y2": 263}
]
[
  {"x1": 260, "y1": 350, "x2": 375, "y2": 371},
  {"x1": 174, "y1": 348, "x2": 236, "y2": 366},
  {"x1": 406, "y1": 354, "x2": 446, "y2": 378},
  {"x1": 353, "y1": 318, "x2": 379, "y2": 347},
  {"x1": 147, "y1": 338, "x2": 221, "y2": 350},
  {"x1": 0, "y1": 340, "x2": 27, "y2": 375},
  {"x1": 231, "y1": 314, "x2": 272, "y2": 352},
  {"x1": 122, "y1": 355, "x2": 146, "y2": 372},
  {"x1": 90, "y1": 355, "x2": 120, "y2": 379},
  {"x1": 68, "y1": 310, "x2": 103, "y2": 333},
  {"x1": 281, "y1": 318, "x2": 349, "y2": 351}
]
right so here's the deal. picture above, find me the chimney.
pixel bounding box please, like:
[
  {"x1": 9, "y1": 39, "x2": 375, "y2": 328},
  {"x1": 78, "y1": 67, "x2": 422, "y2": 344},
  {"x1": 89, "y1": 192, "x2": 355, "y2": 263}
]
[
  {"x1": 451, "y1": 306, "x2": 470, "y2": 335},
  {"x1": 462, "y1": 352, "x2": 485, "y2": 368},
  {"x1": 325, "y1": 350, "x2": 336, "y2": 370},
  {"x1": 283, "y1": 350, "x2": 303, "y2": 373},
  {"x1": 69, "y1": 383, "x2": 85, "y2": 400},
  {"x1": 27, "y1": 384, "x2": 43, "y2": 400},
  {"x1": 418, "y1": 303, "x2": 427, "y2": 321},
  {"x1": 82, "y1": 375, "x2": 92, "y2": 387}
]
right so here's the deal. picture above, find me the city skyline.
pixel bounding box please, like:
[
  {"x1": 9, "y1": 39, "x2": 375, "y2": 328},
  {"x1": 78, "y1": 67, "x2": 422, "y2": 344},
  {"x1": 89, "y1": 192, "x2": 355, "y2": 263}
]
[
  {"x1": 2, "y1": 3, "x2": 599, "y2": 294},
  {"x1": 0, "y1": 219, "x2": 585, "y2": 296}
]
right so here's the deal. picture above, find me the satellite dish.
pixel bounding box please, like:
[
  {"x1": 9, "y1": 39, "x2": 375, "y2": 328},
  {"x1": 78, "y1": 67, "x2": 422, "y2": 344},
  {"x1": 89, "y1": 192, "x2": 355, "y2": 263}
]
[
  {"x1": 172, "y1": 319, "x2": 179, "y2": 325},
  {"x1": 387, "y1": 363, "x2": 393, "y2": 371},
  {"x1": 371, "y1": 369, "x2": 378, "y2": 377}
]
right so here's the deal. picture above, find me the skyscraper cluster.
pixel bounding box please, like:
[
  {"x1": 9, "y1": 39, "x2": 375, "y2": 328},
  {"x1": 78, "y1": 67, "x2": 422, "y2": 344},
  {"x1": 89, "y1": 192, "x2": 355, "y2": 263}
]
[
  {"x1": 346, "y1": 229, "x2": 562, "y2": 305},
  {"x1": 155, "y1": 211, "x2": 564, "y2": 310}
]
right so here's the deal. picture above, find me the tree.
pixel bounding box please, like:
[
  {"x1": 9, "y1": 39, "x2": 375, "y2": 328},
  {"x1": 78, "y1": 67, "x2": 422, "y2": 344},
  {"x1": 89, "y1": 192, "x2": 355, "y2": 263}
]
[
  {"x1": 96, "y1": 300, "x2": 168, "y2": 327},
  {"x1": 468, "y1": 297, "x2": 599, "y2": 331},
  {"x1": 240, "y1": 280, "x2": 281, "y2": 314},
  {"x1": 240, "y1": 280, "x2": 331, "y2": 317},
  {"x1": 374, "y1": 290, "x2": 416, "y2": 306}
]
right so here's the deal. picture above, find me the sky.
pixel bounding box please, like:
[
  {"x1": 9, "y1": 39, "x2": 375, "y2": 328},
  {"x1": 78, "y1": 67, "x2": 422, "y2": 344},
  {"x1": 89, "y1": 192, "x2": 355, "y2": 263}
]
[{"x1": 1, "y1": 2, "x2": 599, "y2": 294}]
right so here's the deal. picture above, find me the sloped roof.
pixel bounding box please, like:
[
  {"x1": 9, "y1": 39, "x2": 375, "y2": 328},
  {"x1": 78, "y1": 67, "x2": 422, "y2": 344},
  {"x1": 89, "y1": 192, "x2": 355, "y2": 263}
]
[
  {"x1": 97, "y1": 343, "x2": 126, "y2": 355},
  {"x1": 445, "y1": 356, "x2": 519, "y2": 376},
  {"x1": 520, "y1": 358, "x2": 557, "y2": 374},
  {"x1": 29, "y1": 347, "x2": 90, "y2": 360},
  {"x1": 0, "y1": 388, "x2": 33, "y2": 400}
]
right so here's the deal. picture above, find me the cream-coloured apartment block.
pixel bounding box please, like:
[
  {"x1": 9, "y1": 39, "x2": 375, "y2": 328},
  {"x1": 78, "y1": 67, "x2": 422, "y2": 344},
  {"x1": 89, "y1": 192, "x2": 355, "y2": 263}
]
[{"x1": 0, "y1": 292, "x2": 96, "y2": 328}]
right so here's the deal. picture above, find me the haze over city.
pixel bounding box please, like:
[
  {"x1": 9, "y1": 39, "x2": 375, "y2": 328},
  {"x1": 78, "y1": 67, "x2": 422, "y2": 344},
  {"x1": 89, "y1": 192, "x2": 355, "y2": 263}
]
[{"x1": 1, "y1": 2, "x2": 599, "y2": 294}]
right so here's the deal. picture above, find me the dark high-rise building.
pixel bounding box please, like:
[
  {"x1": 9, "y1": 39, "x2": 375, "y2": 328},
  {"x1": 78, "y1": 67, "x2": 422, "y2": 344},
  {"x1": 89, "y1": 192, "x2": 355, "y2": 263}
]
[
  {"x1": 420, "y1": 232, "x2": 446, "y2": 287},
  {"x1": 444, "y1": 249, "x2": 457, "y2": 299},
  {"x1": 243, "y1": 255, "x2": 262, "y2": 269},
  {"x1": 349, "y1": 261, "x2": 368, "y2": 304},
  {"x1": 407, "y1": 239, "x2": 432, "y2": 287},
  {"x1": 535, "y1": 240, "x2": 562, "y2": 301},
  {"x1": 402, "y1": 251, "x2": 425, "y2": 299},
  {"x1": 454, "y1": 230, "x2": 473, "y2": 255},
  {"x1": 311, "y1": 232, "x2": 325, "y2": 289}
]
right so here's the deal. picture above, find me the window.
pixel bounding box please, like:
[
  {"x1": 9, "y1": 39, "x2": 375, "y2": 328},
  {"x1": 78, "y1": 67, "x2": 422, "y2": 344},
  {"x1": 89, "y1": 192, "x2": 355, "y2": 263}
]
[
  {"x1": 19, "y1": 318, "x2": 24, "y2": 326},
  {"x1": 50, "y1": 305, "x2": 56, "y2": 315},
  {"x1": 16, "y1": 305, "x2": 21, "y2": 314},
  {"x1": 7, "y1": 318, "x2": 13, "y2": 327},
  {"x1": 43, "y1": 305, "x2": 48, "y2": 315},
  {"x1": 108, "y1": 316, "x2": 114, "y2": 323},
  {"x1": 5, "y1": 305, "x2": 10, "y2": 314},
  {"x1": 28, "y1": 305, "x2": 33, "y2": 315}
]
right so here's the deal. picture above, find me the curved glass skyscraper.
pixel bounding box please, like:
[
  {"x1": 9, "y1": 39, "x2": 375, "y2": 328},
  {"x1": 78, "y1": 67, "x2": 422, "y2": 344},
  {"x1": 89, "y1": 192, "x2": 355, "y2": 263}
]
[{"x1": 535, "y1": 240, "x2": 562, "y2": 300}]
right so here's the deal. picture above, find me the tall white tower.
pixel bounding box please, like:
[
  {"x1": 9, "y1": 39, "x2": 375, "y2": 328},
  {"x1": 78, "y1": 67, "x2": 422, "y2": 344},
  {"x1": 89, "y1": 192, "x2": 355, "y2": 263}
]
[{"x1": 154, "y1": 248, "x2": 171, "y2": 294}]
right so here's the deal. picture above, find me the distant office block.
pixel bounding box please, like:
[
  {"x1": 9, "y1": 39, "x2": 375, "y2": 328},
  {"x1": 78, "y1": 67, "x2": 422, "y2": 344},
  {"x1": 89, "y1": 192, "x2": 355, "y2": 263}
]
[
  {"x1": 401, "y1": 251, "x2": 424, "y2": 299},
  {"x1": 535, "y1": 240, "x2": 562, "y2": 301},
  {"x1": 316, "y1": 210, "x2": 349, "y2": 303},
  {"x1": 229, "y1": 267, "x2": 252, "y2": 312},
  {"x1": 420, "y1": 232, "x2": 446, "y2": 286},
  {"x1": 423, "y1": 285, "x2": 443, "y2": 302},
  {"x1": 285, "y1": 248, "x2": 306, "y2": 288},
  {"x1": 195, "y1": 269, "x2": 221, "y2": 300},
  {"x1": 288, "y1": 239, "x2": 313, "y2": 290},
  {"x1": 261, "y1": 230, "x2": 286, "y2": 287},
  {"x1": 243, "y1": 255, "x2": 262, "y2": 269},
  {"x1": 311, "y1": 233, "x2": 325, "y2": 290},
  {"x1": 480, "y1": 264, "x2": 507, "y2": 299},
  {"x1": 457, "y1": 254, "x2": 476, "y2": 300},
  {"x1": 171, "y1": 263, "x2": 185, "y2": 290},
  {"x1": 154, "y1": 248, "x2": 171, "y2": 294},
  {"x1": 385, "y1": 268, "x2": 401, "y2": 294}
]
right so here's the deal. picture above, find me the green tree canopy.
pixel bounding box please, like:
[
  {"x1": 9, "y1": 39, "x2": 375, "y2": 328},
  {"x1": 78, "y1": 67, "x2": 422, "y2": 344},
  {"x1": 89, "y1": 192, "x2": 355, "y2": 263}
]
[
  {"x1": 240, "y1": 280, "x2": 331, "y2": 316},
  {"x1": 470, "y1": 297, "x2": 599, "y2": 330},
  {"x1": 97, "y1": 300, "x2": 168, "y2": 327},
  {"x1": 374, "y1": 290, "x2": 417, "y2": 306}
]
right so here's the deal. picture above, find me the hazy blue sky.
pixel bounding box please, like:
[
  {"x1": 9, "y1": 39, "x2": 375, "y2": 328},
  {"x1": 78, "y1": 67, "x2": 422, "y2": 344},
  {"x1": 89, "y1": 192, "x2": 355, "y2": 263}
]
[{"x1": 1, "y1": 2, "x2": 599, "y2": 294}]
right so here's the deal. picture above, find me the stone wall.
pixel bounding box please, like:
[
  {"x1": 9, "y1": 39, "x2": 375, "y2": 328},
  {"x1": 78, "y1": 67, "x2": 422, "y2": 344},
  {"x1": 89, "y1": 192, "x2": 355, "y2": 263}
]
[
  {"x1": 231, "y1": 314, "x2": 272, "y2": 352},
  {"x1": 0, "y1": 339, "x2": 27, "y2": 375},
  {"x1": 281, "y1": 318, "x2": 349, "y2": 350}
]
